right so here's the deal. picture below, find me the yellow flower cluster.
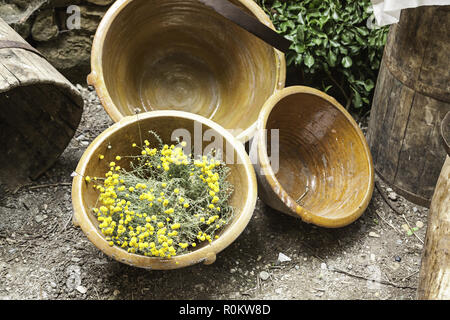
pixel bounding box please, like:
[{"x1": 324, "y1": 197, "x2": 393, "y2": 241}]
[{"x1": 85, "y1": 136, "x2": 234, "y2": 259}]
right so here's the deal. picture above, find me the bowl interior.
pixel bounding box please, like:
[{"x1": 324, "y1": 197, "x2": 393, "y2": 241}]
[
  {"x1": 264, "y1": 92, "x2": 372, "y2": 221},
  {"x1": 78, "y1": 114, "x2": 253, "y2": 257},
  {"x1": 100, "y1": 0, "x2": 280, "y2": 133}
]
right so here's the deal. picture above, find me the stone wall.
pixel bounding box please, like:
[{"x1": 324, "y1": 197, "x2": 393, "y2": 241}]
[{"x1": 0, "y1": 0, "x2": 115, "y2": 84}]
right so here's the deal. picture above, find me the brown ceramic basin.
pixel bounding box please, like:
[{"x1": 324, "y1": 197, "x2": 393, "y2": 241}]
[
  {"x1": 88, "y1": 0, "x2": 285, "y2": 142},
  {"x1": 255, "y1": 86, "x2": 374, "y2": 228},
  {"x1": 72, "y1": 111, "x2": 257, "y2": 269}
]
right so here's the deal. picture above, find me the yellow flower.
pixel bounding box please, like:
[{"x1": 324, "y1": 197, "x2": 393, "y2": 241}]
[
  {"x1": 99, "y1": 155, "x2": 104, "y2": 160},
  {"x1": 115, "y1": 156, "x2": 121, "y2": 161},
  {"x1": 164, "y1": 208, "x2": 174, "y2": 214},
  {"x1": 85, "y1": 176, "x2": 91, "y2": 183}
]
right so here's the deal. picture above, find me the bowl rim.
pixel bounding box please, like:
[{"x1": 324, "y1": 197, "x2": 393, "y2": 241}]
[
  {"x1": 256, "y1": 86, "x2": 375, "y2": 228},
  {"x1": 88, "y1": 0, "x2": 286, "y2": 143},
  {"x1": 71, "y1": 110, "x2": 258, "y2": 269}
]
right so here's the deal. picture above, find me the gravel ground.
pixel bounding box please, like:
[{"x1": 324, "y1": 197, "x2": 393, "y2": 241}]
[{"x1": 0, "y1": 85, "x2": 428, "y2": 300}]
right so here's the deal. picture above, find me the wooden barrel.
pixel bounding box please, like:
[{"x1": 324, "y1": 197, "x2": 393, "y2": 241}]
[
  {"x1": 417, "y1": 112, "x2": 450, "y2": 299},
  {"x1": 0, "y1": 18, "x2": 83, "y2": 188},
  {"x1": 367, "y1": 6, "x2": 450, "y2": 207}
]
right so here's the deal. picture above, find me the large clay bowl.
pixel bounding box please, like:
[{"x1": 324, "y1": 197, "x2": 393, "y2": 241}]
[
  {"x1": 72, "y1": 111, "x2": 257, "y2": 269},
  {"x1": 88, "y1": 0, "x2": 286, "y2": 142},
  {"x1": 255, "y1": 86, "x2": 374, "y2": 228}
]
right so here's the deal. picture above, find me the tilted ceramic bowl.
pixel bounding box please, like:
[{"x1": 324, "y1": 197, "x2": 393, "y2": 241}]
[
  {"x1": 255, "y1": 86, "x2": 374, "y2": 228},
  {"x1": 88, "y1": 0, "x2": 285, "y2": 143}
]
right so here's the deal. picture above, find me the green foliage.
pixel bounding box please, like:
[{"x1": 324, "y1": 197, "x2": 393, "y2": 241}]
[{"x1": 257, "y1": 0, "x2": 389, "y2": 112}]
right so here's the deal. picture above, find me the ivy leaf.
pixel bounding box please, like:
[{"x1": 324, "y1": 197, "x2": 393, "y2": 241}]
[
  {"x1": 328, "y1": 50, "x2": 337, "y2": 67},
  {"x1": 297, "y1": 26, "x2": 305, "y2": 43},
  {"x1": 304, "y1": 54, "x2": 315, "y2": 68},
  {"x1": 342, "y1": 56, "x2": 353, "y2": 68}
]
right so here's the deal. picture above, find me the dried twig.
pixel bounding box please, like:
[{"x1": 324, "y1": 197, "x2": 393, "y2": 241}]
[
  {"x1": 28, "y1": 183, "x2": 72, "y2": 190},
  {"x1": 401, "y1": 214, "x2": 424, "y2": 244},
  {"x1": 329, "y1": 267, "x2": 417, "y2": 290},
  {"x1": 369, "y1": 206, "x2": 401, "y2": 234},
  {"x1": 13, "y1": 182, "x2": 72, "y2": 194},
  {"x1": 400, "y1": 270, "x2": 420, "y2": 282}
]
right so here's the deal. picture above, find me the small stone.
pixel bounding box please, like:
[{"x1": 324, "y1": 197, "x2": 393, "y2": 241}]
[
  {"x1": 294, "y1": 265, "x2": 300, "y2": 270},
  {"x1": 401, "y1": 224, "x2": 410, "y2": 232},
  {"x1": 388, "y1": 192, "x2": 398, "y2": 201},
  {"x1": 277, "y1": 252, "x2": 291, "y2": 263},
  {"x1": 416, "y1": 221, "x2": 424, "y2": 229},
  {"x1": 370, "y1": 254, "x2": 376, "y2": 262},
  {"x1": 113, "y1": 289, "x2": 120, "y2": 296},
  {"x1": 413, "y1": 207, "x2": 418, "y2": 213},
  {"x1": 259, "y1": 271, "x2": 270, "y2": 281},
  {"x1": 256, "y1": 255, "x2": 262, "y2": 262},
  {"x1": 230, "y1": 268, "x2": 236, "y2": 274},
  {"x1": 395, "y1": 256, "x2": 401, "y2": 262},
  {"x1": 347, "y1": 265, "x2": 353, "y2": 270},
  {"x1": 386, "y1": 188, "x2": 393, "y2": 192},
  {"x1": 275, "y1": 288, "x2": 283, "y2": 295},
  {"x1": 50, "y1": 282, "x2": 57, "y2": 288},
  {"x1": 320, "y1": 263, "x2": 327, "y2": 270},
  {"x1": 369, "y1": 232, "x2": 380, "y2": 238},
  {"x1": 35, "y1": 214, "x2": 47, "y2": 223},
  {"x1": 76, "y1": 286, "x2": 87, "y2": 294}
]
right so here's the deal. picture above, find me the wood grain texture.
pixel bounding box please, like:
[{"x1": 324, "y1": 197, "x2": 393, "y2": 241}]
[
  {"x1": 367, "y1": 6, "x2": 450, "y2": 207},
  {"x1": 417, "y1": 156, "x2": 450, "y2": 299},
  {"x1": 0, "y1": 18, "x2": 83, "y2": 187}
]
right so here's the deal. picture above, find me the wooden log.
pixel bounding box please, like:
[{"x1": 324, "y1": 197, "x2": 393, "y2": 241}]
[
  {"x1": 417, "y1": 112, "x2": 450, "y2": 299},
  {"x1": 366, "y1": 6, "x2": 450, "y2": 207},
  {"x1": 417, "y1": 155, "x2": 450, "y2": 299},
  {"x1": 0, "y1": 18, "x2": 83, "y2": 188}
]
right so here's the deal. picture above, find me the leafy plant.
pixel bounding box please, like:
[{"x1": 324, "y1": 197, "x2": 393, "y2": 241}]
[{"x1": 257, "y1": 0, "x2": 389, "y2": 113}]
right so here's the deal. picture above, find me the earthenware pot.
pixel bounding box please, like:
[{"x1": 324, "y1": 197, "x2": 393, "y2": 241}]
[
  {"x1": 254, "y1": 86, "x2": 374, "y2": 228},
  {"x1": 72, "y1": 111, "x2": 257, "y2": 269},
  {"x1": 88, "y1": 0, "x2": 286, "y2": 143}
]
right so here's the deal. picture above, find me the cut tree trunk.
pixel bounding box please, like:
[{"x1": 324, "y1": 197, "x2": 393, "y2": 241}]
[
  {"x1": 417, "y1": 156, "x2": 450, "y2": 299},
  {"x1": 367, "y1": 6, "x2": 450, "y2": 207},
  {"x1": 0, "y1": 18, "x2": 83, "y2": 189},
  {"x1": 417, "y1": 112, "x2": 450, "y2": 299}
]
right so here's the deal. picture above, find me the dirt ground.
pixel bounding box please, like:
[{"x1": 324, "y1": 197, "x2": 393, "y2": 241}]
[{"x1": 0, "y1": 85, "x2": 428, "y2": 300}]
